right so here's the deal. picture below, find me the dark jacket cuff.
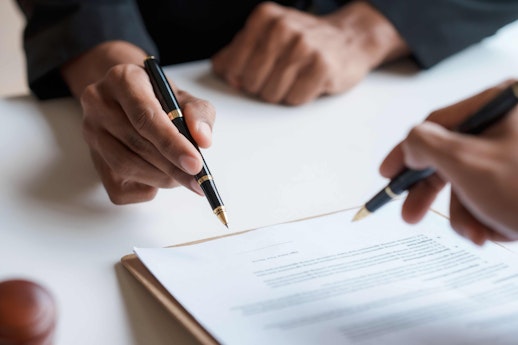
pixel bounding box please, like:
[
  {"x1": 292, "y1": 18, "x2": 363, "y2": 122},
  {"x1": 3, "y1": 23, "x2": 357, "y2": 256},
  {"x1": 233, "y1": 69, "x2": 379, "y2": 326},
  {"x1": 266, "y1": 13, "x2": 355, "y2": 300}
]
[
  {"x1": 368, "y1": 0, "x2": 518, "y2": 68},
  {"x1": 22, "y1": 2, "x2": 158, "y2": 99}
]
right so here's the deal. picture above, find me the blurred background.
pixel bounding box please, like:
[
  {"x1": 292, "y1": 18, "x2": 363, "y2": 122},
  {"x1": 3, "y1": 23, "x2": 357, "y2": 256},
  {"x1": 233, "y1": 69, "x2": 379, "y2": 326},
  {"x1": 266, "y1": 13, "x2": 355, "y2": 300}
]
[{"x1": 1, "y1": 1, "x2": 28, "y2": 96}]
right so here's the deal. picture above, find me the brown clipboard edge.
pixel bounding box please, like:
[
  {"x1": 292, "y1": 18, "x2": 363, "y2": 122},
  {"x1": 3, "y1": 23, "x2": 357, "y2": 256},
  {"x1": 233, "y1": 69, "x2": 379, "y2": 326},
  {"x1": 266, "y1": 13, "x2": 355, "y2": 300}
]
[
  {"x1": 121, "y1": 253, "x2": 220, "y2": 345},
  {"x1": 120, "y1": 206, "x2": 450, "y2": 344}
]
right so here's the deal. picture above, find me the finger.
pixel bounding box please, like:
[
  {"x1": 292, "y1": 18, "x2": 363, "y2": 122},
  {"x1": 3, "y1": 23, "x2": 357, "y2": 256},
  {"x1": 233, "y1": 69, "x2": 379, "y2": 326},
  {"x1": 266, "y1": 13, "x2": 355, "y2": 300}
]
[
  {"x1": 379, "y1": 144, "x2": 405, "y2": 179},
  {"x1": 283, "y1": 54, "x2": 327, "y2": 105},
  {"x1": 214, "y1": 2, "x2": 285, "y2": 89},
  {"x1": 240, "y1": 15, "x2": 292, "y2": 95},
  {"x1": 90, "y1": 150, "x2": 158, "y2": 205},
  {"x1": 449, "y1": 191, "x2": 515, "y2": 244},
  {"x1": 259, "y1": 36, "x2": 310, "y2": 104},
  {"x1": 105, "y1": 65, "x2": 203, "y2": 176},
  {"x1": 83, "y1": 98, "x2": 188, "y2": 180},
  {"x1": 379, "y1": 79, "x2": 517, "y2": 178},
  {"x1": 402, "y1": 122, "x2": 496, "y2": 210},
  {"x1": 211, "y1": 32, "x2": 245, "y2": 88},
  {"x1": 426, "y1": 79, "x2": 517, "y2": 128},
  {"x1": 449, "y1": 192, "x2": 491, "y2": 246},
  {"x1": 402, "y1": 121, "x2": 492, "y2": 172},
  {"x1": 82, "y1": 78, "x2": 204, "y2": 183},
  {"x1": 401, "y1": 173, "x2": 446, "y2": 224},
  {"x1": 175, "y1": 89, "x2": 216, "y2": 149},
  {"x1": 95, "y1": 129, "x2": 203, "y2": 194}
]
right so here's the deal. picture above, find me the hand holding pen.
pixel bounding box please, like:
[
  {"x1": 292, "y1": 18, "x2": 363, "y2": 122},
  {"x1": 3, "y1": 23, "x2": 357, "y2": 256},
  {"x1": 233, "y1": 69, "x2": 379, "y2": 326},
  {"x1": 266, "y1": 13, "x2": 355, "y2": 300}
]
[
  {"x1": 72, "y1": 43, "x2": 216, "y2": 205},
  {"x1": 355, "y1": 80, "x2": 518, "y2": 245}
]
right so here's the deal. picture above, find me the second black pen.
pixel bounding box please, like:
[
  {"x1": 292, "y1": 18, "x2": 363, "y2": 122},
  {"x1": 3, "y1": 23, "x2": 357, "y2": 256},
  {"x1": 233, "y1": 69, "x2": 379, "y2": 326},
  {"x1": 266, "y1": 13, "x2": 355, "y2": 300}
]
[{"x1": 353, "y1": 81, "x2": 518, "y2": 222}]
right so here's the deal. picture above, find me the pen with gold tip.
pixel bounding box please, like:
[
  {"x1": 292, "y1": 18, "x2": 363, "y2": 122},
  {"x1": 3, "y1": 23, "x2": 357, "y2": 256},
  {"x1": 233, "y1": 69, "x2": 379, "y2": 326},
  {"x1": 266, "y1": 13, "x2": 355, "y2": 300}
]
[
  {"x1": 144, "y1": 56, "x2": 229, "y2": 228},
  {"x1": 353, "y1": 81, "x2": 518, "y2": 222}
]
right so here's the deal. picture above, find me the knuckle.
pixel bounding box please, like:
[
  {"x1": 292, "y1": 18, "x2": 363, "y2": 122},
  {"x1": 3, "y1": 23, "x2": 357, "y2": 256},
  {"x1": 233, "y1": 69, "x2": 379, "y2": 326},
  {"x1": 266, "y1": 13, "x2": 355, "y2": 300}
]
[
  {"x1": 80, "y1": 83, "x2": 101, "y2": 107},
  {"x1": 426, "y1": 109, "x2": 447, "y2": 123},
  {"x1": 81, "y1": 119, "x2": 96, "y2": 146},
  {"x1": 406, "y1": 126, "x2": 426, "y2": 144},
  {"x1": 183, "y1": 99, "x2": 216, "y2": 123},
  {"x1": 105, "y1": 64, "x2": 141, "y2": 88},
  {"x1": 254, "y1": 2, "x2": 279, "y2": 18},
  {"x1": 271, "y1": 16, "x2": 291, "y2": 36},
  {"x1": 126, "y1": 133, "x2": 149, "y2": 154},
  {"x1": 132, "y1": 105, "x2": 158, "y2": 132}
]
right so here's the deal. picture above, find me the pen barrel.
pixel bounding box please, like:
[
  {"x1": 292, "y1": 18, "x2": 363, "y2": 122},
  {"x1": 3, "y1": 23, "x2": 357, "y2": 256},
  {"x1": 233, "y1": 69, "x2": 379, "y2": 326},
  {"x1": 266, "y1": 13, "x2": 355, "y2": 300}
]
[
  {"x1": 389, "y1": 167, "x2": 435, "y2": 194},
  {"x1": 144, "y1": 57, "x2": 181, "y2": 113},
  {"x1": 365, "y1": 188, "x2": 395, "y2": 213},
  {"x1": 173, "y1": 117, "x2": 225, "y2": 211},
  {"x1": 197, "y1": 176, "x2": 224, "y2": 210},
  {"x1": 456, "y1": 85, "x2": 518, "y2": 135},
  {"x1": 366, "y1": 167, "x2": 435, "y2": 213}
]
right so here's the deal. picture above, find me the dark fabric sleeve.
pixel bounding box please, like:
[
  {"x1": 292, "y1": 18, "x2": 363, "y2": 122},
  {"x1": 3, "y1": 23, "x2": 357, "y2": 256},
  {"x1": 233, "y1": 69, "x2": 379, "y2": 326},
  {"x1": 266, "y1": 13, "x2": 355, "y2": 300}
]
[
  {"x1": 15, "y1": 0, "x2": 158, "y2": 99},
  {"x1": 367, "y1": 0, "x2": 518, "y2": 68}
]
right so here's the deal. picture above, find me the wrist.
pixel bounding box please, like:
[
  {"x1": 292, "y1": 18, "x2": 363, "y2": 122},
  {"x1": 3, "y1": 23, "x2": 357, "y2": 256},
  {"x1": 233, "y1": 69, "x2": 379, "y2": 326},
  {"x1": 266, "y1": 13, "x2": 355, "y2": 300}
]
[
  {"x1": 61, "y1": 40, "x2": 148, "y2": 98},
  {"x1": 324, "y1": 1, "x2": 409, "y2": 68}
]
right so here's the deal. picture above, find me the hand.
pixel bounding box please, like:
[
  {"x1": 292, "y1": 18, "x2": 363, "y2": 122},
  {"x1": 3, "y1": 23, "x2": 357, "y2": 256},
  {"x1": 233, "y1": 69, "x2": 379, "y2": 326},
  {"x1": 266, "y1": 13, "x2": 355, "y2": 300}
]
[
  {"x1": 211, "y1": 1, "x2": 408, "y2": 105},
  {"x1": 380, "y1": 80, "x2": 518, "y2": 245},
  {"x1": 62, "y1": 41, "x2": 215, "y2": 204}
]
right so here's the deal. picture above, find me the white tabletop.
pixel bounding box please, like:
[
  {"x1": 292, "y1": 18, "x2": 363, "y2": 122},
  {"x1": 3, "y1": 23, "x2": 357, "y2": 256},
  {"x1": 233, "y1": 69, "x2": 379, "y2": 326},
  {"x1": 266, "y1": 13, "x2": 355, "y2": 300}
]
[{"x1": 1, "y1": 22, "x2": 518, "y2": 345}]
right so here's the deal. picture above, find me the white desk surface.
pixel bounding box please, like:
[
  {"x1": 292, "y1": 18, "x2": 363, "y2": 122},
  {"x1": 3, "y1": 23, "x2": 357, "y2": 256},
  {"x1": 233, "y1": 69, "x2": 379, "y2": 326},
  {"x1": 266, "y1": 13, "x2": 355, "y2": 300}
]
[{"x1": 1, "y1": 22, "x2": 518, "y2": 345}]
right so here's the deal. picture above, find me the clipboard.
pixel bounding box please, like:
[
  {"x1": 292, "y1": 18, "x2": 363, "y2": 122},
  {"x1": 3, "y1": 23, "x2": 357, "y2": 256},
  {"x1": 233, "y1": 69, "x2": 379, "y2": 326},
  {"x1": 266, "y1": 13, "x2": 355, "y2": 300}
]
[{"x1": 121, "y1": 227, "x2": 257, "y2": 345}]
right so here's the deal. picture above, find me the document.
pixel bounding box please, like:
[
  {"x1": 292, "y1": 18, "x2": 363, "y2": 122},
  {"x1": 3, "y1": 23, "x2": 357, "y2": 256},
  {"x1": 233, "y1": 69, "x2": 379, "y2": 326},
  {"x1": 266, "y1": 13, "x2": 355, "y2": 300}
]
[{"x1": 135, "y1": 203, "x2": 518, "y2": 345}]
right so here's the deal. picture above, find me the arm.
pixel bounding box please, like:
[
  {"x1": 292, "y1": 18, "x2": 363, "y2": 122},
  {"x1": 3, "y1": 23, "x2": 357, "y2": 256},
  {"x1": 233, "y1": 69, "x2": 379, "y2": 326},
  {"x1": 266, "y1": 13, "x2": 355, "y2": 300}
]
[
  {"x1": 368, "y1": 0, "x2": 518, "y2": 68},
  {"x1": 380, "y1": 80, "x2": 518, "y2": 245}
]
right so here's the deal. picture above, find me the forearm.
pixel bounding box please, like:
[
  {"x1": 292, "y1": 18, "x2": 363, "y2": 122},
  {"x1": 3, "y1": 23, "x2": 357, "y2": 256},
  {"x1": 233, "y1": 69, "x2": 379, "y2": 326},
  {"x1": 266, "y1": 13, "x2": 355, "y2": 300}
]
[
  {"x1": 324, "y1": 1, "x2": 410, "y2": 68},
  {"x1": 367, "y1": 0, "x2": 518, "y2": 68},
  {"x1": 61, "y1": 40, "x2": 148, "y2": 98},
  {"x1": 15, "y1": 0, "x2": 157, "y2": 99}
]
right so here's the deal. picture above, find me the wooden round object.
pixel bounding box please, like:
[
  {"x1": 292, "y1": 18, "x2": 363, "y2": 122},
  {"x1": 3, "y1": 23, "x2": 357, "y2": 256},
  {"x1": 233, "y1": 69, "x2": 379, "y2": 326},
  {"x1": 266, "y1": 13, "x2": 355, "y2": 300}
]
[{"x1": 0, "y1": 279, "x2": 56, "y2": 345}]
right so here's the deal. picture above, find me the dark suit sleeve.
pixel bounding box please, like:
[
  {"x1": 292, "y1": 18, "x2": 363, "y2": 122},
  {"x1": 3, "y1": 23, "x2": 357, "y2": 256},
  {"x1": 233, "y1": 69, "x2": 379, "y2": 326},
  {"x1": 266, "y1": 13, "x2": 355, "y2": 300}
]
[
  {"x1": 15, "y1": 0, "x2": 158, "y2": 99},
  {"x1": 367, "y1": 0, "x2": 518, "y2": 68}
]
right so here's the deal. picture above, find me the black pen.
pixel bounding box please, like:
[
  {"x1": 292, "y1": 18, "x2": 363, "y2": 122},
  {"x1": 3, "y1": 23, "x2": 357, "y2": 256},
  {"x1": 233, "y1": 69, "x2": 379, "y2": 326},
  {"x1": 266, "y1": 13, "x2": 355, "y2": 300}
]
[
  {"x1": 353, "y1": 81, "x2": 518, "y2": 222},
  {"x1": 144, "y1": 56, "x2": 229, "y2": 228}
]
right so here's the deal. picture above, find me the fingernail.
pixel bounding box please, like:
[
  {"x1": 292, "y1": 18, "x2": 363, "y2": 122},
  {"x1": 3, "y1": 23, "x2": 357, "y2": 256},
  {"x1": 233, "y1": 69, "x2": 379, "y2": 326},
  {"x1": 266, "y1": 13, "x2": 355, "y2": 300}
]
[
  {"x1": 198, "y1": 122, "x2": 212, "y2": 139},
  {"x1": 179, "y1": 155, "x2": 200, "y2": 175}
]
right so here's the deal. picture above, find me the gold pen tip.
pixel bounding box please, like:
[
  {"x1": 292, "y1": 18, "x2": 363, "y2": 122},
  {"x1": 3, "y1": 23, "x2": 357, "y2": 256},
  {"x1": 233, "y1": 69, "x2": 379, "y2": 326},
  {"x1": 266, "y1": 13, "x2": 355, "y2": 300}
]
[
  {"x1": 352, "y1": 207, "x2": 371, "y2": 222},
  {"x1": 214, "y1": 206, "x2": 229, "y2": 229},
  {"x1": 217, "y1": 212, "x2": 229, "y2": 229}
]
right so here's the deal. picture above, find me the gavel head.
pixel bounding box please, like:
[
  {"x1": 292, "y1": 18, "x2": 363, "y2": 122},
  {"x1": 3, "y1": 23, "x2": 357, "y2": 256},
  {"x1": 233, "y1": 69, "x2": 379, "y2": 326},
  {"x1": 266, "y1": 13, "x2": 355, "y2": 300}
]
[{"x1": 0, "y1": 279, "x2": 56, "y2": 345}]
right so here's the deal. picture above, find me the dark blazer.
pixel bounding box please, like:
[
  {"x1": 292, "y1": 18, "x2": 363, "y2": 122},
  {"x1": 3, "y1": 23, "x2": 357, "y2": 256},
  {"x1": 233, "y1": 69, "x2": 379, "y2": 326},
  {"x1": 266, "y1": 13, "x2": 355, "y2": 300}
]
[{"x1": 15, "y1": 0, "x2": 518, "y2": 99}]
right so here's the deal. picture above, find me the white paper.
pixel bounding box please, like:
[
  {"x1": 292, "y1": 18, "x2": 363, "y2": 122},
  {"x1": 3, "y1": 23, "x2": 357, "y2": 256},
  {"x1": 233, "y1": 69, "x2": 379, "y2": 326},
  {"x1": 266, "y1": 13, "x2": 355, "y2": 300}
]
[{"x1": 135, "y1": 203, "x2": 518, "y2": 345}]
